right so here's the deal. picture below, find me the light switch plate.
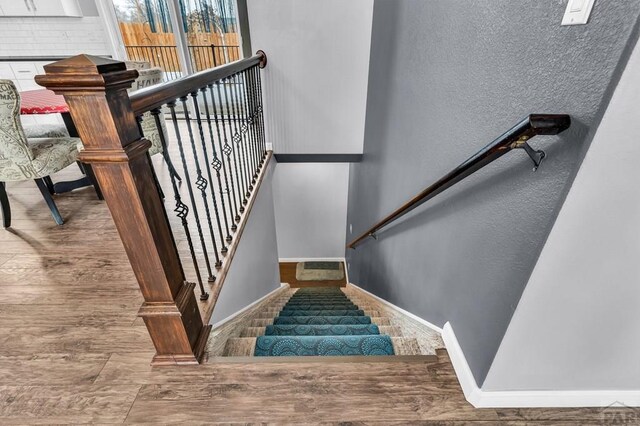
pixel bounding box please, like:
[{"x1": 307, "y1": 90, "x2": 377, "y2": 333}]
[{"x1": 562, "y1": 0, "x2": 596, "y2": 25}]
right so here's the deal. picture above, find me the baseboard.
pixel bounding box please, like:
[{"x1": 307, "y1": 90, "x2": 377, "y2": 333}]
[
  {"x1": 279, "y1": 257, "x2": 346, "y2": 263},
  {"x1": 347, "y1": 283, "x2": 442, "y2": 334},
  {"x1": 442, "y1": 322, "x2": 640, "y2": 408},
  {"x1": 209, "y1": 283, "x2": 289, "y2": 330}
]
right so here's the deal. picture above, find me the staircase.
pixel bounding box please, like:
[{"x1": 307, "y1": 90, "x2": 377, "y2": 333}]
[{"x1": 223, "y1": 286, "x2": 423, "y2": 356}]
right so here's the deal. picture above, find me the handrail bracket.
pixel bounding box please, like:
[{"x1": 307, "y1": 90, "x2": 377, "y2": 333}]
[{"x1": 512, "y1": 135, "x2": 546, "y2": 171}]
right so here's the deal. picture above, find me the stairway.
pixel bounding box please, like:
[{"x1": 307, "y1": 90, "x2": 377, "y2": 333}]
[{"x1": 224, "y1": 286, "x2": 422, "y2": 356}]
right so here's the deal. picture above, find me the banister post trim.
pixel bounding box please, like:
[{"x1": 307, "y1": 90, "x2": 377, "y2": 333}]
[{"x1": 37, "y1": 54, "x2": 210, "y2": 365}]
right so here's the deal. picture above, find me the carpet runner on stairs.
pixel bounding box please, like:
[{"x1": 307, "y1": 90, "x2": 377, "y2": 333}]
[
  {"x1": 223, "y1": 286, "x2": 421, "y2": 356},
  {"x1": 255, "y1": 287, "x2": 394, "y2": 356}
]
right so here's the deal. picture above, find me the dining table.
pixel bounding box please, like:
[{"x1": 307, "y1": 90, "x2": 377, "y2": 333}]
[
  {"x1": 20, "y1": 89, "x2": 102, "y2": 197},
  {"x1": 20, "y1": 88, "x2": 79, "y2": 137}
]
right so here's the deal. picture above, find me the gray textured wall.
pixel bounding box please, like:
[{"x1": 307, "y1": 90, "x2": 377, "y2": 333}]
[
  {"x1": 346, "y1": 0, "x2": 640, "y2": 386},
  {"x1": 209, "y1": 160, "x2": 281, "y2": 324}
]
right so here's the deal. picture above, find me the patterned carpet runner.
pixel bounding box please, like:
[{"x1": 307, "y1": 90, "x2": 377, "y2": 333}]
[{"x1": 254, "y1": 287, "x2": 395, "y2": 356}]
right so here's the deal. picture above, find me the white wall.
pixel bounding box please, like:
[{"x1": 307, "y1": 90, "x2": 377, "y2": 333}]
[
  {"x1": 483, "y1": 39, "x2": 640, "y2": 393},
  {"x1": 0, "y1": 2, "x2": 111, "y2": 58},
  {"x1": 209, "y1": 161, "x2": 281, "y2": 324},
  {"x1": 247, "y1": 0, "x2": 373, "y2": 154},
  {"x1": 272, "y1": 162, "x2": 349, "y2": 259}
]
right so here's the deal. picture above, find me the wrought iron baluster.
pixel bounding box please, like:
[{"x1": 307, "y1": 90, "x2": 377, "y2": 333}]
[
  {"x1": 201, "y1": 86, "x2": 232, "y2": 245},
  {"x1": 190, "y1": 90, "x2": 228, "y2": 256},
  {"x1": 150, "y1": 108, "x2": 208, "y2": 300},
  {"x1": 255, "y1": 66, "x2": 267, "y2": 161},
  {"x1": 247, "y1": 66, "x2": 261, "y2": 163},
  {"x1": 235, "y1": 70, "x2": 257, "y2": 189},
  {"x1": 209, "y1": 83, "x2": 238, "y2": 234},
  {"x1": 243, "y1": 68, "x2": 260, "y2": 182},
  {"x1": 220, "y1": 77, "x2": 247, "y2": 211},
  {"x1": 179, "y1": 95, "x2": 222, "y2": 269},
  {"x1": 248, "y1": 67, "x2": 262, "y2": 176},
  {"x1": 250, "y1": 66, "x2": 266, "y2": 163},
  {"x1": 167, "y1": 101, "x2": 216, "y2": 284},
  {"x1": 226, "y1": 75, "x2": 249, "y2": 205},
  {"x1": 230, "y1": 73, "x2": 252, "y2": 195},
  {"x1": 215, "y1": 81, "x2": 243, "y2": 222}
]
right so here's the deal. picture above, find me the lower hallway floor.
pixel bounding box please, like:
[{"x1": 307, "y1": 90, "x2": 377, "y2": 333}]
[{"x1": 0, "y1": 163, "x2": 611, "y2": 423}]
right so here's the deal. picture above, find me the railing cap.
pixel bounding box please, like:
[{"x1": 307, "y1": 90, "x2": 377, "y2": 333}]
[
  {"x1": 43, "y1": 54, "x2": 125, "y2": 74},
  {"x1": 36, "y1": 54, "x2": 138, "y2": 93},
  {"x1": 257, "y1": 50, "x2": 267, "y2": 68}
]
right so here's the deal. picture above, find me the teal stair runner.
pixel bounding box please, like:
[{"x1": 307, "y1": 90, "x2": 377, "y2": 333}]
[
  {"x1": 265, "y1": 324, "x2": 380, "y2": 336},
  {"x1": 280, "y1": 304, "x2": 357, "y2": 310},
  {"x1": 254, "y1": 335, "x2": 394, "y2": 356},
  {"x1": 279, "y1": 309, "x2": 365, "y2": 316},
  {"x1": 273, "y1": 315, "x2": 372, "y2": 325},
  {"x1": 254, "y1": 287, "x2": 395, "y2": 356}
]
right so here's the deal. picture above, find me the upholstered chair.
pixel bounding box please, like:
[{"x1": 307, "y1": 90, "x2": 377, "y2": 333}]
[
  {"x1": 128, "y1": 67, "x2": 181, "y2": 180},
  {"x1": 0, "y1": 80, "x2": 81, "y2": 227},
  {"x1": 23, "y1": 124, "x2": 69, "y2": 139}
]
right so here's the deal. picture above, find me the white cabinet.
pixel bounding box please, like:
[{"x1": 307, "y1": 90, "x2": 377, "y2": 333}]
[
  {"x1": 0, "y1": 1, "x2": 32, "y2": 16},
  {"x1": 31, "y1": 0, "x2": 82, "y2": 17},
  {"x1": 0, "y1": 60, "x2": 64, "y2": 126},
  {"x1": 10, "y1": 62, "x2": 39, "y2": 81},
  {"x1": 0, "y1": 63, "x2": 14, "y2": 80},
  {"x1": 0, "y1": 0, "x2": 82, "y2": 17}
]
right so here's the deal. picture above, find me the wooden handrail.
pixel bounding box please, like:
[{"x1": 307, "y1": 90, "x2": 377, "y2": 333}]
[
  {"x1": 347, "y1": 114, "x2": 571, "y2": 249},
  {"x1": 130, "y1": 50, "x2": 267, "y2": 115}
]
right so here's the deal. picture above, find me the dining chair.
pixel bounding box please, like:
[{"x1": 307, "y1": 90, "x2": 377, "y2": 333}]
[
  {"x1": 23, "y1": 123, "x2": 69, "y2": 139},
  {"x1": 0, "y1": 79, "x2": 82, "y2": 227}
]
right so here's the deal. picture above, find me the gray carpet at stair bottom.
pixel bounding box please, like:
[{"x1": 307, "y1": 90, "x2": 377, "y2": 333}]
[{"x1": 295, "y1": 262, "x2": 345, "y2": 281}]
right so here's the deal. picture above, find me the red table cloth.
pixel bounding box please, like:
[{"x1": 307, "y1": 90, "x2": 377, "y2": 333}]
[{"x1": 20, "y1": 89, "x2": 69, "y2": 115}]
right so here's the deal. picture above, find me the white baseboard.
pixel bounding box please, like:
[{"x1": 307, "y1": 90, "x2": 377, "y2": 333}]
[
  {"x1": 347, "y1": 283, "x2": 442, "y2": 334},
  {"x1": 210, "y1": 284, "x2": 289, "y2": 330},
  {"x1": 279, "y1": 257, "x2": 346, "y2": 263},
  {"x1": 442, "y1": 322, "x2": 640, "y2": 408}
]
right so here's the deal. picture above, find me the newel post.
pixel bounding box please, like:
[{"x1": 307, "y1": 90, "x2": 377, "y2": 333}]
[{"x1": 36, "y1": 55, "x2": 211, "y2": 365}]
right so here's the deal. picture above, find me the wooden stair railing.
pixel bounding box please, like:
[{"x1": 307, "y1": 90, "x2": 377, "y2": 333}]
[{"x1": 36, "y1": 51, "x2": 268, "y2": 365}]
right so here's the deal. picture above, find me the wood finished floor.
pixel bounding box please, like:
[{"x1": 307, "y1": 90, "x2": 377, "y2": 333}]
[
  {"x1": 279, "y1": 261, "x2": 347, "y2": 288},
  {"x1": 0, "y1": 146, "x2": 609, "y2": 423}
]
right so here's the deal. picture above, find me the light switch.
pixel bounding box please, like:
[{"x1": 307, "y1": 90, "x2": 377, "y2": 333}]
[
  {"x1": 562, "y1": 0, "x2": 596, "y2": 25},
  {"x1": 570, "y1": 0, "x2": 586, "y2": 12}
]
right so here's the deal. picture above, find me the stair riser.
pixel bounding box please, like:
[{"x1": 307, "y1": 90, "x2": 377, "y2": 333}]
[
  {"x1": 278, "y1": 310, "x2": 366, "y2": 317},
  {"x1": 264, "y1": 309, "x2": 380, "y2": 317},
  {"x1": 254, "y1": 335, "x2": 395, "y2": 356},
  {"x1": 240, "y1": 327, "x2": 266, "y2": 337},
  {"x1": 274, "y1": 316, "x2": 374, "y2": 325},
  {"x1": 264, "y1": 324, "x2": 381, "y2": 336}
]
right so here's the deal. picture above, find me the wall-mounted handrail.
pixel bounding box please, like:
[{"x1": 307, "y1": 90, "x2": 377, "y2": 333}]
[{"x1": 347, "y1": 114, "x2": 571, "y2": 249}]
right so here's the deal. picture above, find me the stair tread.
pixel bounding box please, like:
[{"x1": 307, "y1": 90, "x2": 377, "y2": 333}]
[
  {"x1": 274, "y1": 315, "x2": 373, "y2": 325},
  {"x1": 278, "y1": 309, "x2": 366, "y2": 317},
  {"x1": 281, "y1": 304, "x2": 359, "y2": 310},
  {"x1": 265, "y1": 324, "x2": 380, "y2": 336}
]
